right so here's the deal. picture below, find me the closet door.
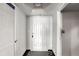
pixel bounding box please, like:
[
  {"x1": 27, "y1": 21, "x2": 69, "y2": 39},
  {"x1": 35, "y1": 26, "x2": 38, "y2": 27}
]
[
  {"x1": 30, "y1": 16, "x2": 52, "y2": 51},
  {"x1": 0, "y1": 4, "x2": 15, "y2": 56},
  {"x1": 15, "y1": 7, "x2": 27, "y2": 56}
]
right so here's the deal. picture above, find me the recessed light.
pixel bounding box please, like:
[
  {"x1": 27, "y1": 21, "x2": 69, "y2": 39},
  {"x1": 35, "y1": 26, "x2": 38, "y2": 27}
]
[{"x1": 34, "y1": 3, "x2": 41, "y2": 7}]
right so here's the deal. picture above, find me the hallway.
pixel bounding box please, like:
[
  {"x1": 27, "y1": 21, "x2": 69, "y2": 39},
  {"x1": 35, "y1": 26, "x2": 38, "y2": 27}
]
[
  {"x1": 0, "y1": 3, "x2": 66, "y2": 56},
  {"x1": 0, "y1": 3, "x2": 79, "y2": 56},
  {"x1": 15, "y1": 3, "x2": 56, "y2": 56}
]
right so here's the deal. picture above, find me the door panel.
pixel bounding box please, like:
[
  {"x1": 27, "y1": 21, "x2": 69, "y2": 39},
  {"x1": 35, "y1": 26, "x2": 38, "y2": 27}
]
[
  {"x1": 15, "y1": 7, "x2": 27, "y2": 56},
  {"x1": 30, "y1": 16, "x2": 52, "y2": 51}
]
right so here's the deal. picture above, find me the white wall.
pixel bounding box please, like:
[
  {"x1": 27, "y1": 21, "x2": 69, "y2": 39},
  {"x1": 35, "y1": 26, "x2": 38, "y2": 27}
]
[
  {"x1": 62, "y1": 12, "x2": 79, "y2": 56},
  {"x1": 15, "y1": 6, "x2": 27, "y2": 56},
  {"x1": 0, "y1": 4, "x2": 15, "y2": 56},
  {"x1": 52, "y1": 12, "x2": 57, "y2": 55}
]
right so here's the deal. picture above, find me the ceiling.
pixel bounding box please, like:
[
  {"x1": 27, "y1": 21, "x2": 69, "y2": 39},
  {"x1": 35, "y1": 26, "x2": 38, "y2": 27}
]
[
  {"x1": 24, "y1": 3, "x2": 51, "y2": 9},
  {"x1": 15, "y1": 3, "x2": 63, "y2": 15},
  {"x1": 62, "y1": 3, "x2": 79, "y2": 12}
]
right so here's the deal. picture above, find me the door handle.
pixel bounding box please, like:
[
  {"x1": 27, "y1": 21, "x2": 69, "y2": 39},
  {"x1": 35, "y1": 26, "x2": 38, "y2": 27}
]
[
  {"x1": 32, "y1": 33, "x2": 34, "y2": 38},
  {"x1": 32, "y1": 35, "x2": 33, "y2": 38},
  {"x1": 15, "y1": 40, "x2": 17, "y2": 43},
  {"x1": 61, "y1": 29, "x2": 65, "y2": 34}
]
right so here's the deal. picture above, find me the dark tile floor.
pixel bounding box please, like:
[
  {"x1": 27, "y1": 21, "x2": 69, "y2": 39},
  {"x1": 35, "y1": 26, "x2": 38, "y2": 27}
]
[{"x1": 23, "y1": 49, "x2": 55, "y2": 56}]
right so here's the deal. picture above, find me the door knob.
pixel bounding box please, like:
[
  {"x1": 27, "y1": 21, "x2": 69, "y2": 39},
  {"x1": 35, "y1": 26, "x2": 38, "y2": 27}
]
[
  {"x1": 15, "y1": 40, "x2": 17, "y2": 43},
  {"x1": 61, "y1": 29, "x2": 65, "y2": 34},
  {"x1": 32, "y1": 35, "x2": 33, "y2": 38}
]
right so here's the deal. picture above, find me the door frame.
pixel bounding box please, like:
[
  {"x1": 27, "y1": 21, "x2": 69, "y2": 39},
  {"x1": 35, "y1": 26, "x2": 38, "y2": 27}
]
[{"x1": 57, "y1": 3, "x2": 68, "y2": 56}]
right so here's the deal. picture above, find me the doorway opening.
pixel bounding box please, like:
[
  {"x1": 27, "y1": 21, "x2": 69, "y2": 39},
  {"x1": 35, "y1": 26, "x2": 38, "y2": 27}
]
[{"x1": 61, "y1": 3, "x2": 79, "y2": 56}]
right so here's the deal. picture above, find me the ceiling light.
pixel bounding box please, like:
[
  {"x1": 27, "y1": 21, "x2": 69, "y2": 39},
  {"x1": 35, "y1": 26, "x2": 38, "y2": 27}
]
[{"x1": 34, "y1": 3, "x2": 41, "y2": 7}]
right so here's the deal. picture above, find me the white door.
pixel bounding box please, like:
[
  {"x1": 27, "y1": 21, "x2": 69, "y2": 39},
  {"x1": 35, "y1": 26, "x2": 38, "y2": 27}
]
[
  {"x1": 15, "y1": 7, "x2": 27, "y2": 56},
  {"x1": 0, "y1": 4, "x2": 15, "y2": 56},
  {"x1": 30, "y1": 16, "x2": 52, "y2": 51}
]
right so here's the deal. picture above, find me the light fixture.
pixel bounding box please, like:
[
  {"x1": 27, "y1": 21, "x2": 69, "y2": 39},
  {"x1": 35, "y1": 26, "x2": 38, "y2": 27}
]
[{"x1": 34, "y1": 3, "x2": 42, "y2": 7}]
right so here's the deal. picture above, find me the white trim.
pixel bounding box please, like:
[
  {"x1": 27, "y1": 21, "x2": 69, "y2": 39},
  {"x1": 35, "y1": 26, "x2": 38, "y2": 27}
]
[
  {"x1": 14, "y1": 5, "x2": 19, "y2": 56},
  {"x1": 48, "y1": 16, "x2": 53, "y2": 50},
  {"x1": 14, "y1": 6, "x2": 16, "y2": 56},
  {"x1": 56, "y1": 3, "x2": 69, "y2": 56},
  {"x1": 57, "y1": 11, "x2": 62, "y2": 56}
]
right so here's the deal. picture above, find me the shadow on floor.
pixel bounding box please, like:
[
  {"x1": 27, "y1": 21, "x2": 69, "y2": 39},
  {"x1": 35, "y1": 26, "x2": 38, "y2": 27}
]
[{"x1": 23, "y1": 49, "x2": 55, "y2": 56}]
